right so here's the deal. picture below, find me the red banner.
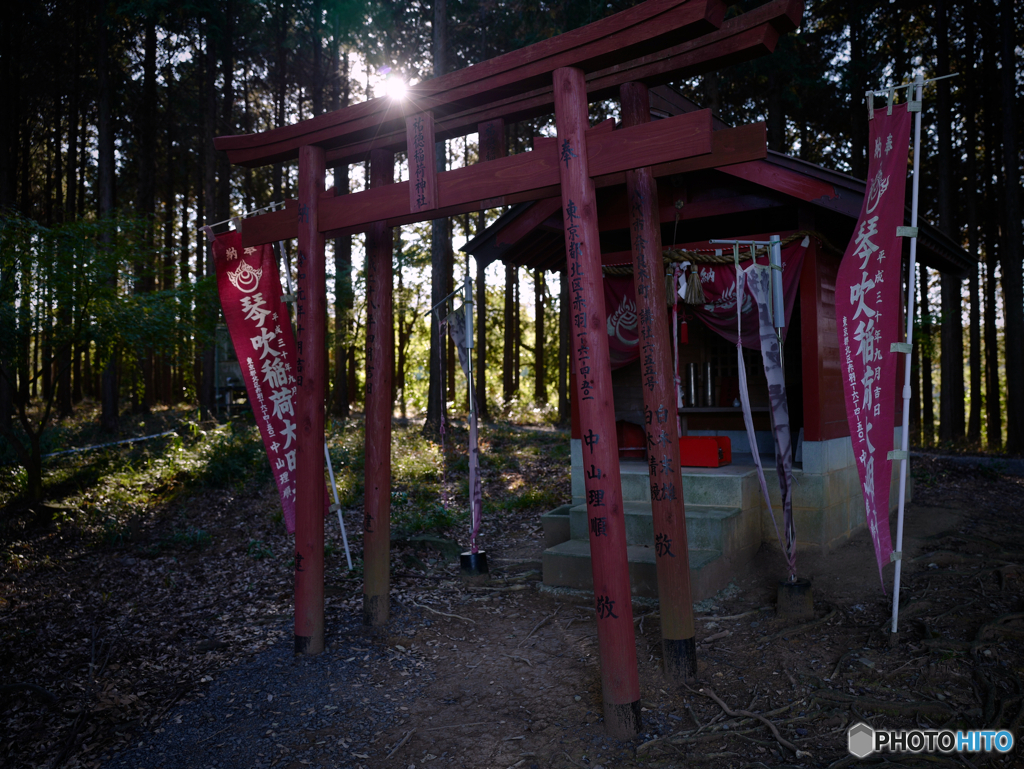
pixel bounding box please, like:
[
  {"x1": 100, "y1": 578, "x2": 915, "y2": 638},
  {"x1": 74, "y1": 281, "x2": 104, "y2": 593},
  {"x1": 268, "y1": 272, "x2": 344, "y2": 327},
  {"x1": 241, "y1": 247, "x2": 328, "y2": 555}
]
[
  {"x1": 836, "y1": 104, "x2": 912, "y2": 586},
  {"x1": 212, "y1": 231, "x2": 300, "y2": 532}
]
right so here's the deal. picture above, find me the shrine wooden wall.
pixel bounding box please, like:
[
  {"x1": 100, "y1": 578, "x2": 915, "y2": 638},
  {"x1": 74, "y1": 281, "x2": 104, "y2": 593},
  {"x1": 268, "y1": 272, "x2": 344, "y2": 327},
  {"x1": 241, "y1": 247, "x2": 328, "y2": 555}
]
[{"x1": 799, "y1": 237, "x2": 849, "y2": 442}]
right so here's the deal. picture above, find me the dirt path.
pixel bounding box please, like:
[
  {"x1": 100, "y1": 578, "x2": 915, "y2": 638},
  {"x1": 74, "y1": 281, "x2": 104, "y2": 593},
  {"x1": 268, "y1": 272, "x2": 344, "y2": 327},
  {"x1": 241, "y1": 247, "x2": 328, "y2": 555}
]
[
  {"x1": 363, "y1": 454, "x2": 1023, "y2": 769},
  {"x1": 3, "y1": 449, "x2": 1023, "y2": 769}
]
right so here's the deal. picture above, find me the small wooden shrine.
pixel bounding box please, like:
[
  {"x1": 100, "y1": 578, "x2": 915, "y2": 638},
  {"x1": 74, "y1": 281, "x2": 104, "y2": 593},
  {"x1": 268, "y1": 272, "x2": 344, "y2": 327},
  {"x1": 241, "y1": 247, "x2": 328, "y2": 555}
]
[{"x1": 464, "y1": 86, "x2": 971, "y2": 599}]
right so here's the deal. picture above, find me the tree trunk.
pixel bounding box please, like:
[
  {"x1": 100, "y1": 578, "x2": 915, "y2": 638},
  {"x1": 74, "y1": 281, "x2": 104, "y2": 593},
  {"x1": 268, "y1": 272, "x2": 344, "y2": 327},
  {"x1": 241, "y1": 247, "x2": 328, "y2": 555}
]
[
  {"x1": 423, "y1": 0, "x2": 448, "y2": 437},
  {"x1": 18, "y1": 260, "x2": 30, "y2": 404},
  {"x1": 272, "y1": 0, "x2": 287, "y2": 199},
  {"x1": 42, "y1": 291, "x2": 52, "y2": 403},
  {"x1": 473, "y1": 118, "x2": 504, "y2": 421},
  {"x1": 18, "y1": 97, "x2": 29, "y2": 213},
  {"x1": 0, "y1": 2, "x2": 16, "y2": 210},
  {"x1": 1, "y1": 365, "x2": 11, "y2": 433},
  {"x1": 703, "y1": 71, "x2": 720, "y2": 119},
  {"x1": 983, "y1": 12, "x2": 1003, "y2": 450},
  {"x1": 935, "y1": 0, "x2": 964, "y2": 444},
  {"x1": 98, "y1": 12, "x2": 118, "y2": 431},
  {"x1": 534, "y1": 269, "x2": 546, "y2": 405},
  {"x1": 57, "y1": 320, "x2": 72, "y2": 419},
  {"x1": 311, "y1": 0, "x2": 323, "y2": 117},
  {"x1": 347, "y1": 337, "x2": 358, "y2": 410},
  {"x1": 216, "y1": 2, "x2": 234, "y2": 224},
  {"x1": 332, "y1": 55, "x2": 352, "y2": 419},
  {"x1": 847, "y1": 1, "x2": 868, "y2": 179},
  {"x1": 425, "y1": 215, "x2": 448, "y2": 432},
  {"x1": 48, "y1": 90, "x2": 62, "y2": 224},
  {"x1": 72, "y1": 342, "x2": 82, "y2": 404},
  {"x1": 177, "y1": 172, "x2": 192, "y2": 404},
  {"x1": 999, "y1": 2, "x2": 1024, "y2": 453},
  {"x1": 135, "y1": 12, "x2": 157, "y2": 414},
  {"x1": 333, "y1": 167, "x2": 352, "y2": 418},
  {"x1": 476, "y1": 254, "x2": 489, "y2": 420},
  {"x1": 101, "y1": 352, "x2": 119, "y2": 433},
  {"x1": 65, "y1": 8, "x2": 80, "y2": 221},
  {"x1": 503, "y1": 261, "x2": 515, "y2": 405},
  {"x1": 26, "y1": 432, "x2": 42, "y2": 502},
  {"x1": 395, "y1": 262, "x2": 407, "y2": 420},
  {"x1": 766, "y1": 69, "x2": 784, "y2": 153},
  {"x1": 199, "y1": 17, "x2": 218, "y2": 419},
  {"x1": 83, "y1": 341, "x2": 92, "y2": 400},
  {"x1": 160, "y1": 83, "x2": 176, "y2": 405},
  {"x1": 965, "y1": 19, "x2": 982, "y2": 444},
  {"x1": 920, "y1": 268, "x2": 934, "y2": 447}
]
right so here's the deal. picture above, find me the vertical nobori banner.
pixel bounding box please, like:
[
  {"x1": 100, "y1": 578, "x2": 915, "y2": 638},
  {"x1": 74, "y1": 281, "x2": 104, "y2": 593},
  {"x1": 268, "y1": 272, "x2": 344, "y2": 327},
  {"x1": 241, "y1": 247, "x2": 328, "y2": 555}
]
[
  {"x1": 836, "y1": 103, "x2": 912, "y2": 586},
  {"x1": 212, "y1": 230, "x2": 299, "y2": 532}
]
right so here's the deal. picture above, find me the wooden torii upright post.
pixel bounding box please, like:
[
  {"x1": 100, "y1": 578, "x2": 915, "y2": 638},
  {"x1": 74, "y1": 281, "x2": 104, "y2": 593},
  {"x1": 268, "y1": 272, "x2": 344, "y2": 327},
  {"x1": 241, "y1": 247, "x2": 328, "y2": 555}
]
[
  {"x1": 213, "y1": 0, "x2": 804, "y2": 737},
  {"x1": 620, "y1": 80, "x2": 698, "y2": 682},
  {"x1": 294, "y1": 145, "x2": 326, "y2": 654},
  {"x1": 363, "y1": 149, "x2": 395, "y2": 627},
  {"x1": 554, "y1": 65, "x2": 642, "y2": 734}
]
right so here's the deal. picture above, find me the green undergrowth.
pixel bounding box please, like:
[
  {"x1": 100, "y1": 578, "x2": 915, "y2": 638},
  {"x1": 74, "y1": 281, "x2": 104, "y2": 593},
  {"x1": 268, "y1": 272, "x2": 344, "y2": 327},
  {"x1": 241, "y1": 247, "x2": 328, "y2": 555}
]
[
  {"x1": 2, "y1": 406, "x2": 573, "y2": 570},
  {"x1": 329, "y1": 417, "x2": 571, "y2": 540},
  {"x1": 0, "y1": 407, "x2": 272, "y2": 552}
]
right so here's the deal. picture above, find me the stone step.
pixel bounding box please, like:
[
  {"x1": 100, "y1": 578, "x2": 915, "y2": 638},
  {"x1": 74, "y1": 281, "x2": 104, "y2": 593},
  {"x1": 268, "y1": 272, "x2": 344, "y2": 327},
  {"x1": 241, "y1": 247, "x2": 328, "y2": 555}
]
[
  {"x1": 541, "y1": 539, "x2": 727, "y2": 601},
  {"x1": 568, "y1": 501, "x2": 740, "y2": 551},
  {"x1": 572, "y1": 458, "x2": 761, "y2": 508}
]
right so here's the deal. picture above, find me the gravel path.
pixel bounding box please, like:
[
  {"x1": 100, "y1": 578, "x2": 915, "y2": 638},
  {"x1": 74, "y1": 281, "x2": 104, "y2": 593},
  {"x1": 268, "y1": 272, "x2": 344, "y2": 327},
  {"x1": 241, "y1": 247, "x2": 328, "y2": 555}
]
[{"x1": 102, "y1": 609, "x2": 429, "y2": 769}]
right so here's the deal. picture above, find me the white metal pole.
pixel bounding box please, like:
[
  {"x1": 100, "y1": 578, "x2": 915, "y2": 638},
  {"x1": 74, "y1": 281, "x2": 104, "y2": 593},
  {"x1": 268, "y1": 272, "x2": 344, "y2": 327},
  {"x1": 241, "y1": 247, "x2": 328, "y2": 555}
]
[
  {"x1": 890, "y1": 74, "x2": 924, "y2": 637},
  {"x1": 324, "y1": 442, "x2": 353, "y2": 570}
]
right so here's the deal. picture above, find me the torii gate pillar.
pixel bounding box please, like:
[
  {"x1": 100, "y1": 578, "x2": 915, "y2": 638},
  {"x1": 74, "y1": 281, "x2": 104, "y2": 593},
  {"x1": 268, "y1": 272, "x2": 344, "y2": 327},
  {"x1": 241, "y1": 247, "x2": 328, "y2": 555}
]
[
  {"x1": 553, "y1": 66, "x2": 642, "y2": 739},
  {"x1": 295, "y1": 144, "x2": 327, "y2": 655},
  {"x1": 363, "y1": 148, "x2": 395, "y2": 627},
  {"x1": 621, "y1": 80, "x2": 697, "y2": 683}
]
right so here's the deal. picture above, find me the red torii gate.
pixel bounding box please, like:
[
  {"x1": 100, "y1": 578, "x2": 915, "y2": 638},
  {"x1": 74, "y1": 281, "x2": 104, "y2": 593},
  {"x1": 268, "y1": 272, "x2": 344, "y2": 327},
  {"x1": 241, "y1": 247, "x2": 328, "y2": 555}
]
[{"x1": 215, "y1": 0, "x2": 802, "y2": 737}]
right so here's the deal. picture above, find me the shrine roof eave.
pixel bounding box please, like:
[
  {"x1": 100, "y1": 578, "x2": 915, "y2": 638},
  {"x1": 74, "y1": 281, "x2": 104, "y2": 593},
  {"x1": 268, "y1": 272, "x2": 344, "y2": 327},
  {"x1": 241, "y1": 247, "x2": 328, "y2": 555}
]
[
  {"x1": 756, "y1": 152, "x2": 973, "y2": 276},
  {"x1": 465, "y1": 150, "x2": 973, "y2": 277}
]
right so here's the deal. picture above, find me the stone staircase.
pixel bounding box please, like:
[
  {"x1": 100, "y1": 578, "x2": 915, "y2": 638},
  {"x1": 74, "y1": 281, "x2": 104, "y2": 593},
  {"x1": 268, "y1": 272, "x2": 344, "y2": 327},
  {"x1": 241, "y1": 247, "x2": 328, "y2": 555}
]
[{"x1": 541, "y1": 457, "x2": 762, "y2": 601}]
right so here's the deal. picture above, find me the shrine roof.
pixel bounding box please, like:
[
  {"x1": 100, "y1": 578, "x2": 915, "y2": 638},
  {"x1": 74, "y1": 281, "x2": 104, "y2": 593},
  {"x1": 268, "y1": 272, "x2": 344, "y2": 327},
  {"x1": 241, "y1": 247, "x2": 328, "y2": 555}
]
[{"x1": 463, "y1": 102, "x2": 972, "y2": 277}]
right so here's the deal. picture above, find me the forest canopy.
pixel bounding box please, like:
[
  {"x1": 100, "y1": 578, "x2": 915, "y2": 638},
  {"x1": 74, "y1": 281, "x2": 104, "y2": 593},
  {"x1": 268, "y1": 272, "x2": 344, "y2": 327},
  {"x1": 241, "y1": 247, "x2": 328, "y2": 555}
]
[{"x1": 1, "y1": 0, "x2": 1022, "y2": 501}]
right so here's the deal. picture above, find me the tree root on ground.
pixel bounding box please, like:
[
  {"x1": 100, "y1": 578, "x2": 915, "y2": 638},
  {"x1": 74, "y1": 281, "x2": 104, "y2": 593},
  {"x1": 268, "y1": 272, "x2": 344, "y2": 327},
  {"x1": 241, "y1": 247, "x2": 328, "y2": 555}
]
[
  {"x1": 808, "y1": 691, "x2": 953, "y2": 718},
  {"x1": 756, "y1": 607, "x2": 839, "y2": 645},
  {"x1": 922, "y1": 611, "x2": 1024, "y2": 654},
  {"x1": 0, "y1": 683, "x2": 58, "y2": 706},
  {"x1": 686, "y1": 684, "x2": 809, "y2": 757}
]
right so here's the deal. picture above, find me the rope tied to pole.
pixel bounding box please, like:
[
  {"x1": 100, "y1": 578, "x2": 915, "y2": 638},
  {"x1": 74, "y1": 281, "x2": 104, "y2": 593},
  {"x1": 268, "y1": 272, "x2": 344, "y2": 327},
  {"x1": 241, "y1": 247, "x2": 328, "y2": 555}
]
[{"x1": 600, "y1": 230, "x2": 838, "y2": 276}]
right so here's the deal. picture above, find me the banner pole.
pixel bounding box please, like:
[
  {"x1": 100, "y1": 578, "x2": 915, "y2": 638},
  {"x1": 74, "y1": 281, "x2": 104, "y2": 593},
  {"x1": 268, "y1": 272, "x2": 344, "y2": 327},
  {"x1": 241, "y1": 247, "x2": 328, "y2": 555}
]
[
  {"x1": 324, "y1": 442, "x2": 353, "y2": 570},
  {"x1": 890, "y1": 73, "x2": 924, "y2": 641}
]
